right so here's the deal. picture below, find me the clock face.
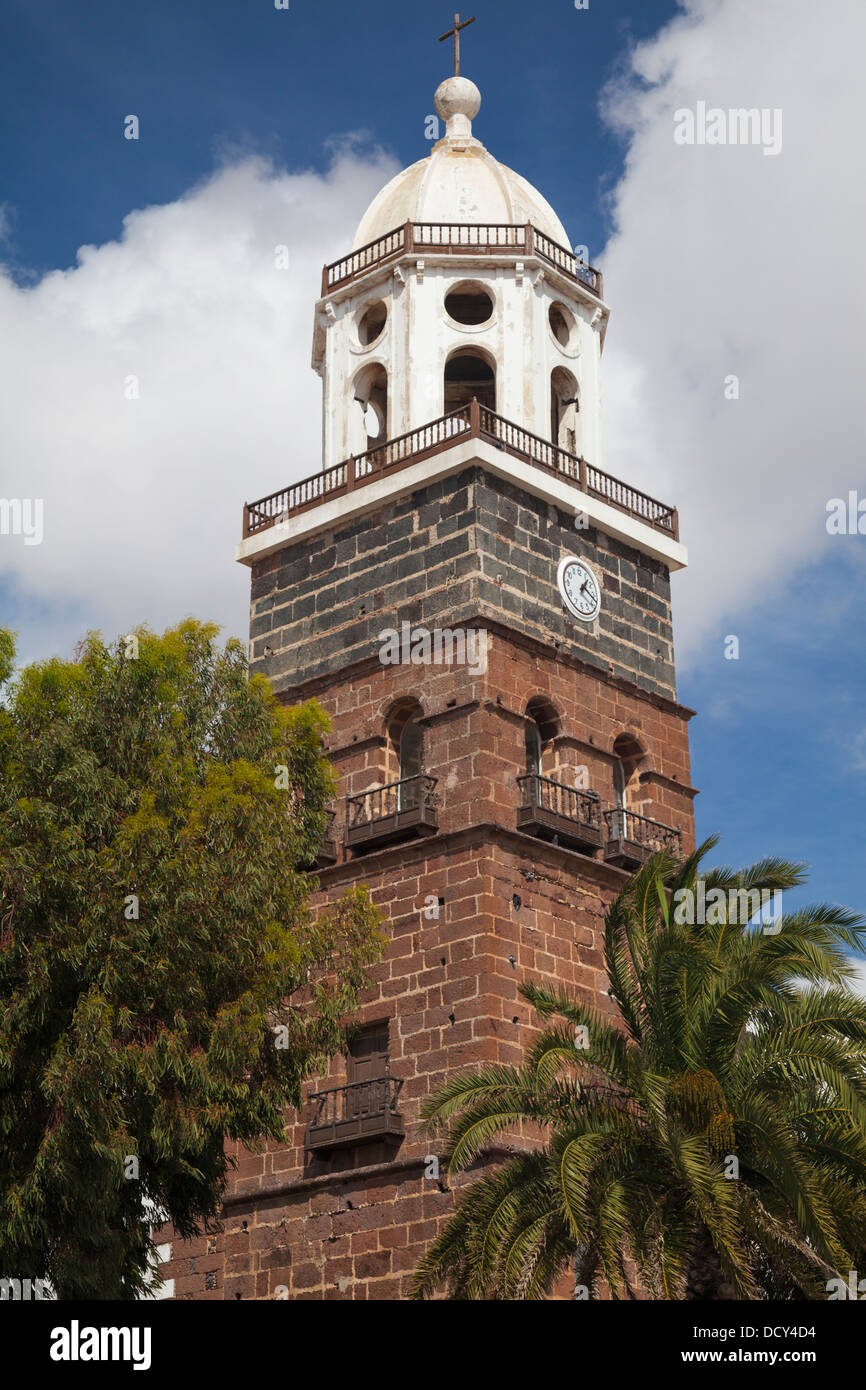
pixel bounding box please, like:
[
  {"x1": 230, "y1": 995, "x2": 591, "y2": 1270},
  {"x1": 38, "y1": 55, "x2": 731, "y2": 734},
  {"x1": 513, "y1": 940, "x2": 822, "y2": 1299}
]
[{"x1": 558, "y1": 556, "x2": 601, "y2": 623}]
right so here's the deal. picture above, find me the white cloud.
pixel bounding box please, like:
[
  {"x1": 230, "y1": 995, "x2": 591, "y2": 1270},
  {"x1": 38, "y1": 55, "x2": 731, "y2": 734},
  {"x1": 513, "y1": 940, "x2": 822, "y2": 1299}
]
[
  {"x1": 2, "y1": 0, "x2": 864, "y2": 674},
  {"x1": 599, "y1": 0, "x2": 866, "y2": 661},
  {"x1": 0, "y1": 146, "x2": 399, "y2": 664},
  {"x1": 847, "y1": 956, "x2": 866, "y2": 1000}
]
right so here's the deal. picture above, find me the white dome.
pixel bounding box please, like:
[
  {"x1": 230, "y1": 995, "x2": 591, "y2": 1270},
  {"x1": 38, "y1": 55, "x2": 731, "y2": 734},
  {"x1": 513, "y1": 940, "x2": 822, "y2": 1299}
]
[{"x1": 353, "y1": 77, "x2": 571, "y2": 252}]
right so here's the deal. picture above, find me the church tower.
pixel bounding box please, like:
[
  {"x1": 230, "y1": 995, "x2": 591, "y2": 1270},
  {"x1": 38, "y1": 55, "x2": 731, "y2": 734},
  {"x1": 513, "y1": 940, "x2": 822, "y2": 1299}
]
[{"x1": 159, "y1": 39, "x2": 696, "y2": 1302}]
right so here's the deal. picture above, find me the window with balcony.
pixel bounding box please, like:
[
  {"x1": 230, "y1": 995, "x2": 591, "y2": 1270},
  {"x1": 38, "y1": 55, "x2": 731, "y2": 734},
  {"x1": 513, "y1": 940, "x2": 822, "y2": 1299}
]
[
  {"x1": 604, "y1": 734, "x2": 681, "y2": 867},
  {"x1": 345, "y1": 700, "x2": 438, "y2": 852},
  {"x1": 518, "y1": 699, "x2": 603, "y2": 854},
  {"x1": 305, "y1": 1023, "x2": 404, "y2": 1153}
]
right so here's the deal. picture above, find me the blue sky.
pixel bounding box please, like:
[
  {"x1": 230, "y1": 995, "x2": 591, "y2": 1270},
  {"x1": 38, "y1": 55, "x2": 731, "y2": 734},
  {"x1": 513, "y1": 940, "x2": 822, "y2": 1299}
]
[
  {"x1": 1, "y1": 0, "x2": 863, "y2": 933},
  {"x1": 0, "y1": 0, "x2": 678, "y2": 276}
]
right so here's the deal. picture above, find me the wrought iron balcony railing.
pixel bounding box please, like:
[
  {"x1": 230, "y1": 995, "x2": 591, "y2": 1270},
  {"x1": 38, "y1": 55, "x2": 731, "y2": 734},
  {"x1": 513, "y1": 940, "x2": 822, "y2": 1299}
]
[
  {"x1": 517, "y1": 774, "x2": 604, "y2": 854},
  {"x1": 321, "y1": 221, "x2": 604, "y2": 299},
  {"x1": 305, "y1": 1076, "x2": 405, "y2": 1151},
  {"x1": 345, "y1": 775, "x2": 439, "y2": 852},
  {"x1": 603, "y1": 809, "x2": 682, "y2": 869},
  {"x1": 242, "y1": 400, "x2": 679, "y2": 543}
]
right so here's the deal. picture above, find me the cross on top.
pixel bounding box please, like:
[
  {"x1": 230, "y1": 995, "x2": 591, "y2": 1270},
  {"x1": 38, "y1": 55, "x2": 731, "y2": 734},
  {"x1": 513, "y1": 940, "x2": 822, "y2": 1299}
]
[{"x1": 439, "y1": 12, "x2": 476, "y2": 78}]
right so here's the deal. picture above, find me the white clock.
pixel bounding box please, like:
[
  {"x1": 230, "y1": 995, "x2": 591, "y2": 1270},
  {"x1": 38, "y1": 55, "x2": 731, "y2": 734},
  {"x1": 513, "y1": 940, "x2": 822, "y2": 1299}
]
[{"x1": 557, "y1": 556, "x2": 601, "y2": 623}]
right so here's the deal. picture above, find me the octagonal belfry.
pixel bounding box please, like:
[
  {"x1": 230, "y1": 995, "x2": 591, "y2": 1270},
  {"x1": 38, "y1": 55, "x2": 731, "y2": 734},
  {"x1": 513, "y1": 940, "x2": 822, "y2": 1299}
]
[{"x1": 312, "y1": 75, "x2": 608, "y2": 477}]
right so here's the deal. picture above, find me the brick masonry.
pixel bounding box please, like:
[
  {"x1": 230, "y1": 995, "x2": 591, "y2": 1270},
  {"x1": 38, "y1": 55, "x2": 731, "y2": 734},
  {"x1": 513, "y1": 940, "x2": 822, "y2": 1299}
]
[
  {"x1": 157, "y1": 462, "x2": 696, "y2": 1300},
  {"x1": 249, "y1": 465, "x2": 678, "y2": 701}
]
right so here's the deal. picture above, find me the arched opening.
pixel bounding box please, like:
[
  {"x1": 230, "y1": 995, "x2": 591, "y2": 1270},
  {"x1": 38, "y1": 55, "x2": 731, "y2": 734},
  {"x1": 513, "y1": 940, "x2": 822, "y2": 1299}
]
[
  {"x1": 353, "y1": 363, "x2": 388, "y2": 451},
  {"x1": 551, "y1": 367, "x2": 580, "y2": 455},
  {"x1": 445, "y1": 281, "x2": 494, "y2": 327},
  {"x1": 400, "y1": 717, "x2": 424, "y2": 783},
  {"x1": 524, "y1": 697, "x2": 560, "y2": 778},
  {"x1": 611, "y1": 733, "x2": 644, "y2": 835},
  {"x1": 386, "y1": 700, "x2": 426, "y2": 810},
  {"x1": 444, "y1": 348, "x2": 496, "y2": 414},
  {"x1": 525, "y1": 720, "x2": 542, "y2": 778},
  {"x1": 357, "y1": 299, "x2": 388, "y2": 347}
]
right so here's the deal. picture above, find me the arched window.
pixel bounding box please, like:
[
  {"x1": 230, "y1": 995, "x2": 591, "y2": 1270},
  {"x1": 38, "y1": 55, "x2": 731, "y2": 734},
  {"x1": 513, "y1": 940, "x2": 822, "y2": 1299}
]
[
  {"x1": 612, "y1": 733, "x2": 644, "y2": 834},
  {"x1": 551, "y1": 367, "x2": 580, "y2": 455},
  {"x1": 400, "y1": 715, "x2": 424, "y2": 783},
  {"x1": 525, "y1": 720, "x2": 542, "y2": 777},
  {"x1": 353, "y1": 363, "x2": 388, "y2": 451},
  {"x1": 524, "y1": 697, "x2": 560, "y2": 779},
  {"x1": 385, "y1": 700, "x2": 426, "y2": 811},
  {"x1": 444, "y1": 348, "x2": 496, "y2": 414}
]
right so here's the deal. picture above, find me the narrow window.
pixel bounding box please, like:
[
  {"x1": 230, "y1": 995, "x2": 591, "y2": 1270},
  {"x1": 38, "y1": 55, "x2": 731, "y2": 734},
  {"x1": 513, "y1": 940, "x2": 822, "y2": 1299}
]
[
  {"x1": 612, "y1": 734, "x2": 644, "y2": 836},
  {"x1": 386, "y1": 700, "x2": 426, "y2": 812},
  {"x1": 354, "y1": 363, "x2": 388, "y2": 450},
  {"x1": 524, "y1": 698, "x2": 560, "y2": 780},
  {"x1": 551, "y1": 367, "x2": 580, "y2": 455},
  {"x1": 399, "y1": 715, "x2": 424, "y2": 783},
  {"x1": 525, "y1": 720, "x2": 542, "y2": 777}
]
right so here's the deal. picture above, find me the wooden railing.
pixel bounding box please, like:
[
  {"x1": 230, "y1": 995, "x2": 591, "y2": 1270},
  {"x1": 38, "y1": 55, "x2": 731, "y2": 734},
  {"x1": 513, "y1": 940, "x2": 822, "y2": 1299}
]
[
  {"x1": 603, "y1": 809, "x2": 682, "y2": 853},
  {"x1": 307, "y1": 1076, "x2": 403, "y2": 1129},
  {"x1": 347, "y1": 775, "x2": 438, "y2": 828},
  {"x1": 305, "y1": 1076, "x2": 404, "y2": 1150},
  {"x1": 475, "y1": 406, "x2": 678, "y2": 536},
  {"x1": 243, "y1": 400, "x2": 679, "y2": 542},
  {"x1": 322, "y1": 222, "x2": 603, "y2": 298},
  {"x1": 518, "y1": 775, "x2": 602, "y2": 829},
  {"x1": 531, "y1": 226, "x2": 602, "y2": 295}
]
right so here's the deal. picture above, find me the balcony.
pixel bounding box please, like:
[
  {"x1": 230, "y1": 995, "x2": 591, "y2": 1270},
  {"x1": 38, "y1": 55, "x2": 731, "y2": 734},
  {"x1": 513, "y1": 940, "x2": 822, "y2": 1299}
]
[
  {"x1": 305, "y1": 1077, "x2": 404, "y2": 1152},
  {"x1": 314, "y1": 810, "x2": 338, "y2": 868},
  {"x1": 603, "y1": 809, "x2": 682, "y2": 869},
  {"x1": 322, "y1": 220, "x2": 604, "y2": 299},
  {"x1": 517, "y1": 775, "x2": 604, "y2": 855},
  {"x1": 345, "y1": 775, "x2": 439, "y2": 852},
  {"x1": 242, "y1": 401, "x2": 678, "y2": 544}
]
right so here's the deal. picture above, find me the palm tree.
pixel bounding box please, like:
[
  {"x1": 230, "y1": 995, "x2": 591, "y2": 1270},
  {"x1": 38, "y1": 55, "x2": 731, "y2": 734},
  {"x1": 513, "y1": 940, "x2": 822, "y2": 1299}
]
[{"x1": 412, "y1": 840, "x2": 866, "y2": 1300}]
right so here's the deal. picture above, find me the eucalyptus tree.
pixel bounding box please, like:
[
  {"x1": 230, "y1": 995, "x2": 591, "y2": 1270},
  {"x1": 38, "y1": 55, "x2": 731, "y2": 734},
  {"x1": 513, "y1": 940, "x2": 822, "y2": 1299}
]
[{"x1": 0, "y1": 621, "x2": 381, "y2": 1299}]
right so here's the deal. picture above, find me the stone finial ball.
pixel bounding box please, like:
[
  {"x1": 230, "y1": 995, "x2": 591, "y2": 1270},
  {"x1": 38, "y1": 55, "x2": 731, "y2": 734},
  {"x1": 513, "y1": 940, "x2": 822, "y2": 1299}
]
[{"x1": 434, "y1": 77, "x2": 482, "y2": 124}]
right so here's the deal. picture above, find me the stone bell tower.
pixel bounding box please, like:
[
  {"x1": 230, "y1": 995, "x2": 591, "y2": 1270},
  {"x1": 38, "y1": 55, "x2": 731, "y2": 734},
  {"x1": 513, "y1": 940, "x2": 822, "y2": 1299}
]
[{"x1": 158, "y1": 41, "x2": 696, "y2": 1303}]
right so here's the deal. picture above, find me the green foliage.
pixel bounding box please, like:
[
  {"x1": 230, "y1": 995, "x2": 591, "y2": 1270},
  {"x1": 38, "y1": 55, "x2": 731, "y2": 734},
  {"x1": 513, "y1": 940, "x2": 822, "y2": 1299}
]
[
  {"x1": 413, "y1": 841, "x2": 866, "y2": 1300},
  {"x1": 0, "y1": 628, "x2": 14, "y2": 691},
  {"x1": 0, "y1": 621, "x2": 383, "y2": 1299}
]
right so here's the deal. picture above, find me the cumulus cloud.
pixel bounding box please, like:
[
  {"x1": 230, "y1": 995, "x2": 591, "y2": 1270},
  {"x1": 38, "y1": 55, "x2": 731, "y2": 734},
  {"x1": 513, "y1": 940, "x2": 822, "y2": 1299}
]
[
  {"x1": 0, "y1": 146, "x2": 399, "y2": 664},
  {"x1": 599, "y1": 0, "x2": 866, "y2": 660},
  {"x1": 2, "y1": 0, "x2": 863, "y2": 673}
]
